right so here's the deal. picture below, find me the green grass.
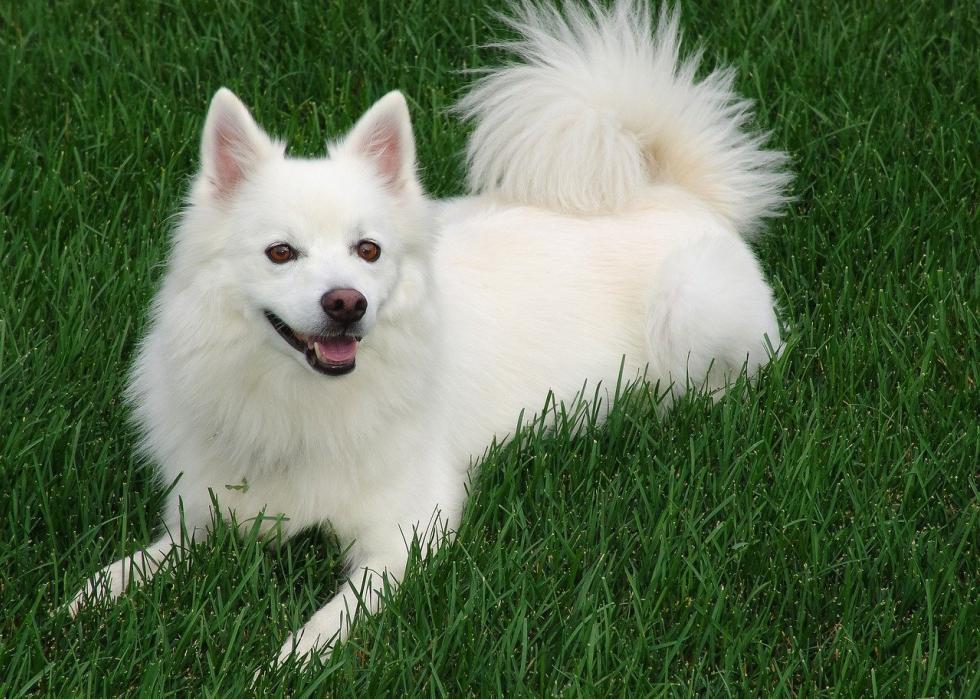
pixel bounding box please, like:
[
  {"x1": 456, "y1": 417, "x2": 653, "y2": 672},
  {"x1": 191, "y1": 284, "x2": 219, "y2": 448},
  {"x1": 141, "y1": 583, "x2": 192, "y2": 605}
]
[{"x1": 1, "y1": 0, "x2": 977, "y2": 695}]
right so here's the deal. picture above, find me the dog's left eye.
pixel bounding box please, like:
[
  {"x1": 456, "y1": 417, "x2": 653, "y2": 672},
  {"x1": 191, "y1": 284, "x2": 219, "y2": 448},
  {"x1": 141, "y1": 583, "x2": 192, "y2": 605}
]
[
  {"x1": 266, "y1": 243, "x2": 297, "y2": 264},
  {"x1": 355, "y1": 240, "x2": 381, "y2": 263}
]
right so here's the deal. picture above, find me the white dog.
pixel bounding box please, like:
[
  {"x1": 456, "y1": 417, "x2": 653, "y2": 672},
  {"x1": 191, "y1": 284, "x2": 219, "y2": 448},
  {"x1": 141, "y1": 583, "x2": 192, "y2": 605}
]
[{"x1": 69, "y1": 0, "x2": 789, "y2": 667}]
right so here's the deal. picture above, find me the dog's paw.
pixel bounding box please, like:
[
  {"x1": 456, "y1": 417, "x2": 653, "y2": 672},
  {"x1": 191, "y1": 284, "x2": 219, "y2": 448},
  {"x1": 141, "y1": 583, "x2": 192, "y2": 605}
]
[
  {"x1": 275, "y1": 623, "x2": 337, "y2": 668},
  {"x1": 65, "y1": 559, "x2": 132, "y2": 617},
  {"x1": 252, "y1": 625, "x2": 336, "y2": 682}
]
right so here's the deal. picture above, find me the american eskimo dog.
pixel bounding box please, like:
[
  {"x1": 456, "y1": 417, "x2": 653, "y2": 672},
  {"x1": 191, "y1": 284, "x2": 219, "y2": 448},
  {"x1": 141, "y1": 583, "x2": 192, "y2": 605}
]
[{"x1": 69, "y1": 0, "x2": 789, "y2": 667}]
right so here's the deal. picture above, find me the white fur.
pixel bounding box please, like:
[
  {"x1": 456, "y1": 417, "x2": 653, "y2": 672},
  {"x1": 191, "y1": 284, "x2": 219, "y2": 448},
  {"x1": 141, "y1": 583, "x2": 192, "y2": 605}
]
[
  {"x1": 69, "y1": 1, "x2": 789, "y2": 671},
  {"x1": 456, "y1": 0, "x2": 791, "y2": 236}
]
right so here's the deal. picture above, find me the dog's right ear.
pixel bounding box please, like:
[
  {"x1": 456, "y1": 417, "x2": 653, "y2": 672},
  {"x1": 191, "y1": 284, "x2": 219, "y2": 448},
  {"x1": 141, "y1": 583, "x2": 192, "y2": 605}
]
[{"x1": 200, "y1": 88, "x2": 276, "y2": 199}]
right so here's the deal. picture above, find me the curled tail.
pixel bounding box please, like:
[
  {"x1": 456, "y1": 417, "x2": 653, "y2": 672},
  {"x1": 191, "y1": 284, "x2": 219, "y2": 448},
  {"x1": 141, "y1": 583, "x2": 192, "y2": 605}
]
[{"x1": 455, "y1": 1, "x2": 792, "y2": 238}]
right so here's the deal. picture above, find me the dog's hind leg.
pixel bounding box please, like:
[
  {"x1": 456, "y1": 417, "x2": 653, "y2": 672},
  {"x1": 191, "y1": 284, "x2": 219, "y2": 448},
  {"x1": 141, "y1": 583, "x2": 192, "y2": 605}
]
[{"x1": 644, "y1": 233, "x2": 781, "y2": 403}]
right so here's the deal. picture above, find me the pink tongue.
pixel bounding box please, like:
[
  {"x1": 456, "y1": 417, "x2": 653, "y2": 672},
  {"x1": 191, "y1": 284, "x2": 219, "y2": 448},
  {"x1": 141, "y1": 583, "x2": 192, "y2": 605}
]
[{"x1": 315, "y1": 336, "x2": 358, "y2": 364}]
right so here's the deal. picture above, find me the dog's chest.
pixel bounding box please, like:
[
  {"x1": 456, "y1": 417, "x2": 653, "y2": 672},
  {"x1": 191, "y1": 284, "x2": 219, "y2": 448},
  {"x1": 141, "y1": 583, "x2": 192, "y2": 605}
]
[{"x1": 203, "y1": 432, "x2": 379, "y2": 538}]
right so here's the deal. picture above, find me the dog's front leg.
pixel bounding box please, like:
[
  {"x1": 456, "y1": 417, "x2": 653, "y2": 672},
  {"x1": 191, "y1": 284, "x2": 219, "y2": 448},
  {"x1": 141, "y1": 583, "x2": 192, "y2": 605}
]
[
  {"x1": 67, "y1": 534, "x2": 179, "y2": 616},
  {"x1": 271, "y1": 492, "x2": 457, "y2": 668},
  {"x1": 273, "y1": 548, "x2": 405, "y2": 667},
  {"x1": 268, "y1": 446, "x2": 461, "y2": 669},
  {"x1": 66, "y1": 497, "x2": 211, "y2": 616}
]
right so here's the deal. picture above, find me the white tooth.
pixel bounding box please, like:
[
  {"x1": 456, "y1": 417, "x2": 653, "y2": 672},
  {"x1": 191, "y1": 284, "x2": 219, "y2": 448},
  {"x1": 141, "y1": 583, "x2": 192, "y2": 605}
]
[{"x1": 314, "y1": 342, "x2": 324, "y2": 362}]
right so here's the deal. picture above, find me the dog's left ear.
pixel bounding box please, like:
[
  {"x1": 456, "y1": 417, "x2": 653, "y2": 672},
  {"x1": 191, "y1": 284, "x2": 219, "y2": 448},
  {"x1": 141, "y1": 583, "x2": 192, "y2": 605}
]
[{"x1": 338, "y1": 91, "x2": 418, "y2": 195}]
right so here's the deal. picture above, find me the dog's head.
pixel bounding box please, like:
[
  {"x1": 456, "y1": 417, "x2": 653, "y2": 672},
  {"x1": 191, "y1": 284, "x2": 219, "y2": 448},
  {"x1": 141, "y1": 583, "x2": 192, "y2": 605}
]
[{"x1": 181, "y1": 88, "x2": 431, "y2": 377}]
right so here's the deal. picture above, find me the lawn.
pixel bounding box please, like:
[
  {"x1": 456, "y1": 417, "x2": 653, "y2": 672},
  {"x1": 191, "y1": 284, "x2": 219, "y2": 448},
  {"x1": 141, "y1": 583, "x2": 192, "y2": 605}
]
[{"x1": 1, "y1": 0, "x2": 977, "y2": 696}]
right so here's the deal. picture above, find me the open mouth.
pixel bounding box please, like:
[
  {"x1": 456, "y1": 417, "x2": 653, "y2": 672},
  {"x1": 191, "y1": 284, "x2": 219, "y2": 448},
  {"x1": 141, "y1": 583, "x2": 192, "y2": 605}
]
[{"x1": 264, "y1": 311, "x2": 361, "y2": 376}]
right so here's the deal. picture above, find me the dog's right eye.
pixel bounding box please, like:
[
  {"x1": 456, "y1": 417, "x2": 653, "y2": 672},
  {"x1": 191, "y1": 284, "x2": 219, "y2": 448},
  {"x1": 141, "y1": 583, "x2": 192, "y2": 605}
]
[{"x1": 265, "y1": 243, "x2": 297, "y2": 264}]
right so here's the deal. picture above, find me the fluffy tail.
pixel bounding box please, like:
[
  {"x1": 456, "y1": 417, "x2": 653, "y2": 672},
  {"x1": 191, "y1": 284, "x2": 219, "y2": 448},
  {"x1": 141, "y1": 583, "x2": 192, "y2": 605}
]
[{"x1": 455, "y1": 1, "x2": 792, "y2": 238}]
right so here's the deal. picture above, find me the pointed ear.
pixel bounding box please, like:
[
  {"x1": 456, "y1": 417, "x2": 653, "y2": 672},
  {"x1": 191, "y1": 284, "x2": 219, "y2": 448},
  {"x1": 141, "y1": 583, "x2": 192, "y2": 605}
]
[
  {"x1": 200, "y1": 88, "x2": 275, "y2": 199},
  {"x1": 338, "y1": 91, "x2": 418, "y2": 194}
]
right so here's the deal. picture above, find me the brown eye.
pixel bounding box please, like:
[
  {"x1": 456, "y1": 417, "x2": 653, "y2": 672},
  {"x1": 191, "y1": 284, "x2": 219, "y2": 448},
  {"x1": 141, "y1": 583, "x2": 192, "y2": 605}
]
[
  {"x1": 356, "y1": 240, "x2": 381, "y2": 263},
  {"x1": 265, "y1": 243, "x2": 296, "y2": 264}
]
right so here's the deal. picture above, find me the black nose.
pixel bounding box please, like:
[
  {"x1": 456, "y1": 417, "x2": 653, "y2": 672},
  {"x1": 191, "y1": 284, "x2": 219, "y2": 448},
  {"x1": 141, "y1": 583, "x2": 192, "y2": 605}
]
[{"x1": 321, "y1": 288, "x2": 367, "y2": 323}]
